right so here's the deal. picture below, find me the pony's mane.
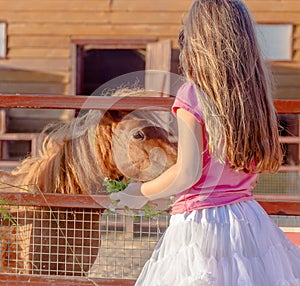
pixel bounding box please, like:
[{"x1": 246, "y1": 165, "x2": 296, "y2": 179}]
[{"x1": 8, "y1": 110, "x2": 107, "y2": 194}]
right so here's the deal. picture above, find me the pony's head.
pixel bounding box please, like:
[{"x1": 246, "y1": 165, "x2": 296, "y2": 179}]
[{"x1": 110, "y1": 117, "x2": 177, "y2": 181}]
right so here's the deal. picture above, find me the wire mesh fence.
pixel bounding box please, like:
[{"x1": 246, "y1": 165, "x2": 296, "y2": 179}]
[
  {"x1": 0, "y1": 200, "x2": 299, "y2": 281},
  {"x1": 0, "y1": 202, "x2": 168, "y2": 279},
  {"x1": 0, "y1": 205, "x2": 102, "y2": 276},
  {"x1": 253, "y1": 172, "x2": 300, "y2": 196},
  {"x1": 271, "y1": 215, "x2": 300, "y2": 229},
  {"x1": 89, "y1": 211, "x2": 168, "y2": 279}
]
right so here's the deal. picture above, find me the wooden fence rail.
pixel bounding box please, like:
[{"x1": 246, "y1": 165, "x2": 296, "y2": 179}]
[
  {"x1": 0, "y1": 274, "x2": 135, "y2": 286},
  {"x1": 0, "y1": 94, "x2": 174, "y2": 111},
  {"x1": 0, "y1": 94, "x2": 299, "y2": 113}
]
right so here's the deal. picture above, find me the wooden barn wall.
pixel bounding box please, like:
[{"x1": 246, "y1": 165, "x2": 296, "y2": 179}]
[{"x1": 0, "y1": 0, "x2": 299, "y2": 109}]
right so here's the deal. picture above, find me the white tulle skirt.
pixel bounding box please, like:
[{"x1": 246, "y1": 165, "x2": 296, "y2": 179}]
[{"x1": 135, "y1": 200, "x2": 300, "y2": 286}]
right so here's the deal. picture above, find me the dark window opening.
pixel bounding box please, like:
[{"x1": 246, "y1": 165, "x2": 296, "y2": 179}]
[{"x1": 82, "y1": 49, "x2": 145, "y2": 95}]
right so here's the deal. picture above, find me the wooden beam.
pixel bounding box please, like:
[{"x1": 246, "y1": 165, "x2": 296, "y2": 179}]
[
  {"x1": 257, "y1": 201, "x2": 300, "y2": 216},
  {"x1": 71, "y1": 38, "x2": 157, "y2": 49},
  {"x1": 0, "y1": 95, "x2": 298, "y2": 114},
  {"x1": 274, "y1": 99, "x2": 300, "y2": 114},
  {"x1": 0, "y1": 94, "x2": 175, "y2": 111},
  {"x1": 1, "y1": 191, "x2": 299, "y2": 216},
  {"x1": 0, "y1": 192, "x2": 108, "y2": 209},
  {"x1": 0, "y1": 274, "x2": 135, "y2": 286},
  {"x1": 255, "y1": 194, "x2": 300, "y2": 216}
]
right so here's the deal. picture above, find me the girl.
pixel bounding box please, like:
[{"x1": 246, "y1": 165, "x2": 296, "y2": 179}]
[{"x1": 111, "y1": 0, "x2": 300, "y2": 285}]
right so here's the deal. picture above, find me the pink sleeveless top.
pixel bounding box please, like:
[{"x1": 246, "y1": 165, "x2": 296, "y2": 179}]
[{"x1": 171, "y1": 82, "x2": 257, "y2": 214}]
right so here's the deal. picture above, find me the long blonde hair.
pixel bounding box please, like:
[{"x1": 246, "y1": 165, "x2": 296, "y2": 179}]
[{"x1": 179, "y1": 0, "x2": 283, "y2": 173}]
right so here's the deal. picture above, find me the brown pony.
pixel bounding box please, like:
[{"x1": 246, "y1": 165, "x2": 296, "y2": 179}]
[{"x1": 0, "y1": 89, "x2": 177, "y2": 275}]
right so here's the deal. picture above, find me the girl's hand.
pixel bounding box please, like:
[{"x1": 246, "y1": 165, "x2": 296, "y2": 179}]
[{"x1": 109, "y1": 182, "x2": 148, "y2": 209}]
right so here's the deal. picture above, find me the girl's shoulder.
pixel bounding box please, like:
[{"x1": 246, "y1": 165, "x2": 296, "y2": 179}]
[
  {"x1": 172, "y1": 82, "x2": 204, "y2": 124},
  {"x1": 176, "y1": 82, "x2": 196, "y2": 101}
]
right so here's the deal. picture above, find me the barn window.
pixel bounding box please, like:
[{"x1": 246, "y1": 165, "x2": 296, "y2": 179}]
[
  {"x1": 70, "y1": 39, "x2": 179, "y2": 97},
  {"x1": 255, "y1": 24, "x2": 293, "y2": 61},
  {"x1": 0, "y1": 22, "x2": 7, "y2": 58},
  {"x1": 82, "y1": 49, "x2": 146, "y2": 95}
]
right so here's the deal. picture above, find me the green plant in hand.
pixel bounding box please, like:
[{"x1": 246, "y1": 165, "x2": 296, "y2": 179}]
[
  {"x1": 102, "y1": 178, "x2": 172, "y2": 219},
  {"x1": 103, "y1": 177, "x2": 131, "y2": 194}
]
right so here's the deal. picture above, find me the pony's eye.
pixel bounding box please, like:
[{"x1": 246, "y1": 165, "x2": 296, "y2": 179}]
[{"x1": 132, "y1": 130, "x2": 145, "y2": 140}]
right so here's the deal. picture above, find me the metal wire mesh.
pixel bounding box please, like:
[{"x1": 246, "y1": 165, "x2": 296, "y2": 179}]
[
  {"x1": 0, "y1": 204, "x2": 168, "y2": 279},
  {"x1": 271, "y1": 215, "x2": 300, "y2": 228},
  {"x1": 0, "y1": 205, "x2": 102, "y2": 276},
  {"x1": 89, "y1": 211, "x2": 169, "y2": 279},
  {"x1": 0, "y1": 200, "x2": 299, "y2": 280},
  {"x1": 253, "y1": 172, "x2": 300, "y2": 196}
]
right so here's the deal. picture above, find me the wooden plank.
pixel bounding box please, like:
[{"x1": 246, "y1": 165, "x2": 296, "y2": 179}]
[
  {"x1": 145, "y1": 40, "x2": 172, "y2": 94},
  {"x1": 9, "y1": 36, "x2": 69, "y2": 49},
  {"x1": 274, "y1": 88, "x2": 300, "y2": 100},
  {"x1": 256, "y1": 194, "x2": 300, "y2": 216},
  {"x1": 257, "y1": 201, "x2": 300, "y2": 216},
  {"x1": 0, "y1": 95, "x2": 298, "y2": 114},
  {"x1": 253, "y1": 12, "x2": 300, "y2": 24},
  {"x1": 246, "y1": 1, "x2": 300, "y2": 12},
  {"x1": 7, "y1": 109, "x2": 72, "y2": 120},
  {"x1": 255, "y1": 194, "x2": 300, "y2": 203},
  {"x1": 294, "y1": 25, "x2": 300, "y2": 37},
  {"x1": 0, "y1": 94, "x2": 175, "y2": 111},
  {"x1": 146, "y1": 40, "x2": 172, "y2": 72},
  {"x1": 0, "y1": 11, "x2": 182, "y2": 25},
  {"x1": 0, "y1": 0, "x2": 111, "y2": 11},
  {"x1": 0, "y1": 70, "x2": 68, "y2": 83},
  {"x1": 274, "y1": 99, "x2": 300, "y2": 113},
  {"x1": 8, "y1": 23, "x2": 181, "y2": 37},
  {"x1": 271, "y1": 62, "x2": 300, "y2": 75},
  {"x1": 110, "y1": 11, "x2": 182, "y2": 25},
  {"x1": 279, "y1": 165, "x2": 300, "y2": 172},
  {"x1": 284, "y1": 232, "x2": 300, "y2": 246},
  {"x1": 70, "y1": 38, "x2": 157, "y2": 49},
  {"x1": 8, "y1": 48, "x2": 69, "y2": 58},
  {"x1": 0, "y1": 58, "x2": 69, "y2": 72},
  {"x1": 0, "y1": 11, "x2": 109, "y2": 24},
  {"x1": 0, "y1": 274, "x2": 135, "y2": 286},
  {"x1": 0, "y1": 82, "x2": 67, "y2": 94},
  {"x1": 274, "y1": 74, "x2": 300, "y2": 87},
  {"x1": 70, "y1": 43, "x2": 84, "y2": 95},
  {"x1": 7, "y1": 115, "x2": 73, "y2": 131},
  {"x1": 110, "y1": 0, "x2": 192, "y2": 12},
  {"x1": 279, "y1": 136, "x2": 300, "y2": 144},
  {"x1": 293, "y1": 50, "x2": 300, "y2": 61},
  {"x1": 0, "y1": 133, "x2": 41, "y2": 140},
  {"x1": 294, "y1": 38, "x2": 300, "y2": 50},
  {"x1": 0, "y1": 192, "x2": 109, "y2": 209},
  {"x1": 0, "y1": 161, "x2": 20, "y2": 168}
]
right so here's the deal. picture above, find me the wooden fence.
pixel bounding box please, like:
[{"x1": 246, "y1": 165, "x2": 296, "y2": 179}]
[{"x1": 0, "y1": 94, "x2": 299, "y2": 285}]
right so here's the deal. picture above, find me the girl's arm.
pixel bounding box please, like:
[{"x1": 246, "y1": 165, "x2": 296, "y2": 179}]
[
  {"x1": 110, "y1": 108, "x2": 204, "y2": 209},
  {"x1": 141, "y1": 108, "x2": 203, "y2": 200}
]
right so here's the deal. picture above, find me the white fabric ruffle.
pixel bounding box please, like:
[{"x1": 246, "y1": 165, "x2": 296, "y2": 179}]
[{"x1": 135, "y1": 200, "x2": 300, "y2": 286}]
